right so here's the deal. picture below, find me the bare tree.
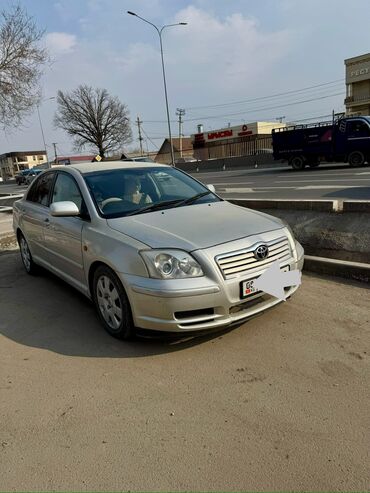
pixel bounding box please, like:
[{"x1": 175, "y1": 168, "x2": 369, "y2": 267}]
[
  {"x1": 54, "y1": 85, "x2": 132, "y2": 158},
  {"x1": 0, "y1": 4, "x2": 48, "y2": 128}
]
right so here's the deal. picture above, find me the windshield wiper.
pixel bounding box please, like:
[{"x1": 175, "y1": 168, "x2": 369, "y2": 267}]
[
  {"x1": 174, "y1": 190, "x2": 213, "y2": 207},
  {"x1": 125, "y1": 191, "x2": 213, "y2": 217},
  {"x1": 125, "y1": 199, "x2": 184, "y2": 216}
]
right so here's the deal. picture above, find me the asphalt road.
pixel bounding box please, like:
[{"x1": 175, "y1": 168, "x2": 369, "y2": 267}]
[
  {"x1": 1, "y1": 162, "x2": 370, "y2": 201},
  {"x1": 0, "y1": 250, "x2": 369, "y2": 491},
  {"x1": 192, "y1": 163, "x2": 370, "y2": 200}
]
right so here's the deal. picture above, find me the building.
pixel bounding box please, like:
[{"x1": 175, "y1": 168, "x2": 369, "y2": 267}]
[
  {"x1": 155, "y1": 138, "x2": 194, "y2": 164},
  {"x1": 345, "y1": 52, "x2": 370, "y2": 115},
  {"x1": 51, "y1": 154, "x2": 96, "y2": 165},
  {"x1": 0, "y1": 150, "x2": 47, "y2": 180},
  {"x1": 191, "y1": 121, "x2": 286, "y2": 160}
]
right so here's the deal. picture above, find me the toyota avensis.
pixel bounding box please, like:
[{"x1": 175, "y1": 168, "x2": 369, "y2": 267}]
[{"x1": 13, "y1": 162, "x2": 304, "y2": 339}]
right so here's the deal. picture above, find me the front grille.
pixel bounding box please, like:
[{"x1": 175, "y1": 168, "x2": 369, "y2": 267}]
[{"x1": 216, "y1": 236, "x2": 291, "y2": 279}]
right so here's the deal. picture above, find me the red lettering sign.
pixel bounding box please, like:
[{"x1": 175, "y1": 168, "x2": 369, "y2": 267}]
[{"x1": 208, "y1": 130, "x2": 233, "y2": 140}]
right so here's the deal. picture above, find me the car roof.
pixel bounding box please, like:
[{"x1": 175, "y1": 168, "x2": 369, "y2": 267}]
[{"x1": 52, "y1": 160, "x2": 168, "y2": 174}]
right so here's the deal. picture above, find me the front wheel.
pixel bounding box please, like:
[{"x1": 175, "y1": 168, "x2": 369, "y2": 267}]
[
  {"x1": 289, "y1": 156, "x2": 306, "y2": 170},
  {"x1": 348, "y1": 151, "x2": 365, "y2": 167},
  {"x1": 92, "y1": 265, "x2": 135, "y2": 340}
]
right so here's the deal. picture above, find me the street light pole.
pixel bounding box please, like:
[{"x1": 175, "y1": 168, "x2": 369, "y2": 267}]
[
  {"x1": 37, "y1": 97, "x2": 55, "y2": 168},
  {"x1": 127, "y1": 11, "x2": 187, "y2": 166},
  {"x1": 36, "y1": 105, "x2": 49, "y2": 167}
]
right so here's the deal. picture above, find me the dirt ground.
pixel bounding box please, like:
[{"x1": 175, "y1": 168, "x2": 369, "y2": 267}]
[{"x1": 0, "y1": 250, "x2": 369, "y2": 492}]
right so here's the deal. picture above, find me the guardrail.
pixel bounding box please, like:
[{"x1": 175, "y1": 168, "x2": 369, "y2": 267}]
[{"x1": 0, "y1": 194, "x2": 23, "y2": 210}]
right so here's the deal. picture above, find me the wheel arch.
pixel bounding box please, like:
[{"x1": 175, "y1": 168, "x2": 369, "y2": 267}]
[{"x1": 88, "y1": 260, "x2": 110, "y2": 298}]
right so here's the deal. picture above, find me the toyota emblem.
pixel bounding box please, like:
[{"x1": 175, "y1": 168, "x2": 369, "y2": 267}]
[{"x1": 254, "y1": 244, "x2": 269, "y2": 260}]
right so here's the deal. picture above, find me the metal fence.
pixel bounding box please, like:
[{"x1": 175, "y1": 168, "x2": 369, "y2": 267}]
[{"x1": 194, "y1": 135, "x2": 273, "y2": 160}]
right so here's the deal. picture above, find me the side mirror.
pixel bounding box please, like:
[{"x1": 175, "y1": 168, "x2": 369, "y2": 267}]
[
  {"x1": 50, "y1": 201, "x2": 80, "y2": 217},
  {"x1": 206, "y1": 184, "x2": 216, "y2": 193}
]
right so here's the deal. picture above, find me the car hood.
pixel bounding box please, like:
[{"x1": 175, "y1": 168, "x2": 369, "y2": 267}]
[{"x1": 107, "y1": 201, "x2": 283, "y2": 251}]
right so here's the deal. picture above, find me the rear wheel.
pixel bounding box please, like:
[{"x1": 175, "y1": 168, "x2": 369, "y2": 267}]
[
  {"x1": 289, "y1": 155, "x2": 306, "y2": 170},
  {"x1": 18, "y1": 232, "x2": 38, "y2": 275},
  {"x1": 92, "y1": 265, "x2": 135, "y2": 340},
  {"x1": 348, "y1": 151, "x2": 365, "y2": 167}
]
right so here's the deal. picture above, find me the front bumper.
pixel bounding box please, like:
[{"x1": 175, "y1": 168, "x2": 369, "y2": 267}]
[{"x1": 121, "y1": 242, "x2": 304, "y2": 333}]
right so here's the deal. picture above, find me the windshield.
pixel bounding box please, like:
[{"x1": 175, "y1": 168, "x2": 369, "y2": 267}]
[{"x1": 83, "y1": 166, "x2": 220, "y2": 218}]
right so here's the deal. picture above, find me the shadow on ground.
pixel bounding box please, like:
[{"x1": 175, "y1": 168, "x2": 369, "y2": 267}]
[
  {"x1": 325, "y1": 186, "x2": 370, "y2": 200},
  {"x1": 0, "y1": 251, "x2": 239, "y2": 359}
]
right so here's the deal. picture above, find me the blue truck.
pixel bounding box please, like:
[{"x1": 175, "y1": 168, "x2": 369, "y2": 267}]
[{"x1": 272, "y1": 116, "x2": 370, "y2": 170}]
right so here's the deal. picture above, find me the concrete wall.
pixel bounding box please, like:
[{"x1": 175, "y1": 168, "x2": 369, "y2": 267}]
[
  {"x1": 175, "y1": 154, "x2": 282, "y2": 173},
  {"x1": 230, "y1": 199, "x2": 370, "y2": 264}
]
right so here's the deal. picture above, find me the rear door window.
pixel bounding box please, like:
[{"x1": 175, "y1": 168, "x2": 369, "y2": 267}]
[{"x1": 27, "y1": 172, "x2": 55, "y2": 206}]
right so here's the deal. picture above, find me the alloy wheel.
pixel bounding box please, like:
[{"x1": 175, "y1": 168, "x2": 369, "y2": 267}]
[
  {"x1": 96, "y1": 275, "x2": 123, "y2": 330},
  {"x1": 20, "y1": 237, "x2": 31, "y2": 272}
]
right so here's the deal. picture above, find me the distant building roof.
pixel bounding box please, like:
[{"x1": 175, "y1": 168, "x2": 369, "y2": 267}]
[
  {"x1": 156, "y1": 138, "x2": 193, "y2": 155},
  {"x1": 55, "y1": 155, "x2": 96, "y2": 163},
  {"x1": 0, "y1": 150, "x2": 46, "y2": 159}
]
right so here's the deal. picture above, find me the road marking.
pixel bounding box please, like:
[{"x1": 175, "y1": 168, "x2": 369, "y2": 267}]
[
  {"x1": 276, "y1": 178, "x2": 370, "y2": 183},
  {"x1": 358, "y1": 172, "x2": 370, "y2": 175},
  {"x1": 218, "y1": 187, "x2": 256, "y2": 193},
  {"x1": 218, "y1": 184, "x2": 364, "y2": 192},
  {"x1": 209, "y1": 182, "x2": 254, "y2": 185},
  {"x1": 296, "y1": 185, "x2": 361, "y2": 190},
  {"x1": 277, "y1": 173, "x2": 361, "y2": 178}
]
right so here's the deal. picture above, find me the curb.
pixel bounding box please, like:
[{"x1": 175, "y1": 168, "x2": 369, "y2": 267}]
[
  {"x1": 303, "y1": 255, "x2": 370, "y2": 283},
  {"x1": 230, "y1": 198, "x2": 337, "y2": 212},
  {"x1": 229, "y1": 198, "x2": 370, "y2": 213}
]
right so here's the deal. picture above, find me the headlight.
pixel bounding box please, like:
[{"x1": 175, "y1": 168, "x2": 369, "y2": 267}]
[{"x1": 140, "y1": 250, "x2": 204, "y2": 279}]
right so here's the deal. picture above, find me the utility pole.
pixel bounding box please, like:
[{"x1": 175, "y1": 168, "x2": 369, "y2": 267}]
[
  {"x1": 276, "y1": 116, "x2": 286, "y2": 124},
  {"x1": 136, "y1": 116, "x2": 144, "y2": 156},
  {"x1": 52, "y1": 142, "x2": 58, "y2": 165},
  {"x1": 176, "y1": 108, "x2": 185, "y2": 158}
]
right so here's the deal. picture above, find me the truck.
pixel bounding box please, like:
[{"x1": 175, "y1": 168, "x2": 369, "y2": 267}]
[{"x1": 272, "y1": 115, "x2": 370, "y2": 170}]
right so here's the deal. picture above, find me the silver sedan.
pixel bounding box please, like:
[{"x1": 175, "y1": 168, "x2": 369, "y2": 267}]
[{"x1": 13, "y1": 161, "x2": 304, "y2": 339}]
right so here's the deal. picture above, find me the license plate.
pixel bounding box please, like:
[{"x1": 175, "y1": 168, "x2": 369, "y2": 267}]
[{"x1": 240, "y1": 265, "x2": 290, "y2": 299}]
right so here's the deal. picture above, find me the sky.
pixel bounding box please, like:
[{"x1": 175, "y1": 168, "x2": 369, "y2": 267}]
[{"x1": 1, "y1": 0, "x2": 370, "y2": 157}]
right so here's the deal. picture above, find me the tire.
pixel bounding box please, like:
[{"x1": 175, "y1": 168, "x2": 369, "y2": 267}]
[
  {"x1": 289, "y1": 155, "x2": 306, "y2": 170},
  {"x1": 92, "y1": 265, "x2": 135, "y2": 340},
  {"x1": 348, "y1": 151, "x2": 365, "y2": 167},
  {"x1": 18, "y1": 232, "x2": 39, "y2": 275}
]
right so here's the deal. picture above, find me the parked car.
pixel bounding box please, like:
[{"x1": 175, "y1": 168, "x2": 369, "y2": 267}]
[
  {"x1": 13, "y1": 162, "x2": 304, "y2": 340},
  {"x1": 175, "y1": 157, "x2": 197, "y2": 164},
  {"x1": 24, "y1": 169, "x2": 43, "y2": 186},
  {"x1": 15, "y1": 168, "x2": 44, "y2": 185},
  {"x1": 121, "y1": 156, "x2": 155, "y2": 163},
  {"x1": 15, "y1": 169, "x2": 32, "y2": 185}
]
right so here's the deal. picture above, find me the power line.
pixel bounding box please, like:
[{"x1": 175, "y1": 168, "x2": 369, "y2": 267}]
[
  {"x1": 185, "y1": 85, "x2": 344, "y2": 118},
  {"x1": 184, "y1": 78, "x2": 344, "y2": 111},
  {"x1": 141, "y1": 126, "x2": 160, "y2": 149},
  {"x1": 141, "y1": 88, "x2": 344, "y2": 124},
  {"x1": 184, "y1": 91, "x2": 344, "y2": 122}
]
